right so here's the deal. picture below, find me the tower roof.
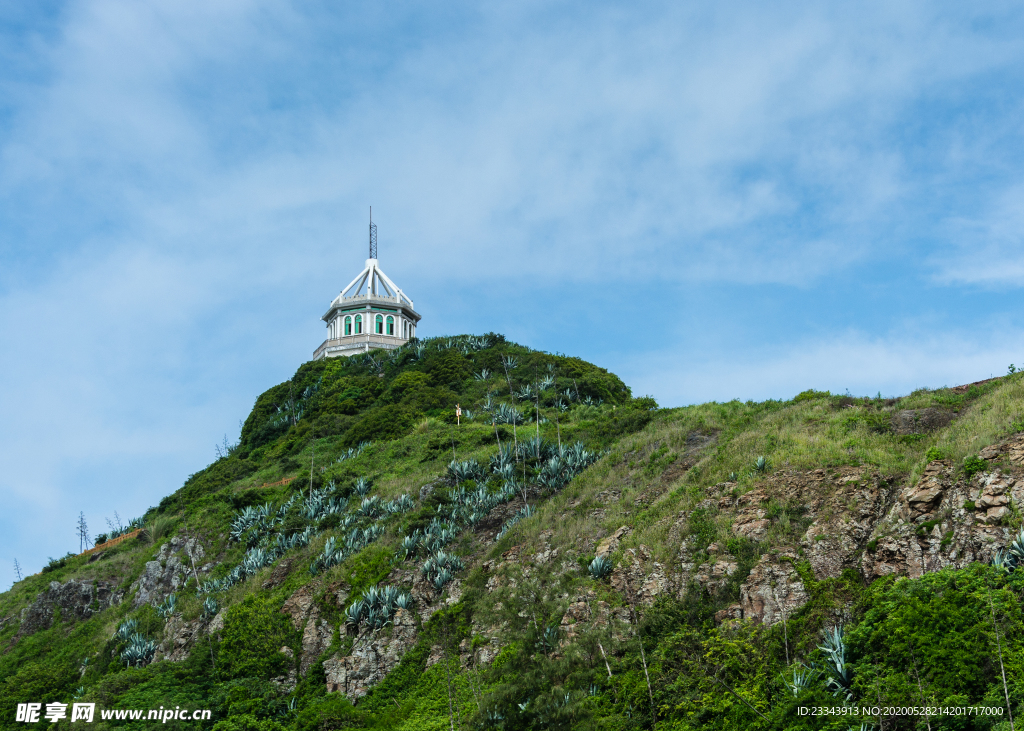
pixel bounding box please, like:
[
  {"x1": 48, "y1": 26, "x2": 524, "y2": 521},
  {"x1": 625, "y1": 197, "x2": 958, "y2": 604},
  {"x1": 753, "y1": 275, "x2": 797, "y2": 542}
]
[{"x1": 331, "y1": 258, "x2": 413, "y2": 309}]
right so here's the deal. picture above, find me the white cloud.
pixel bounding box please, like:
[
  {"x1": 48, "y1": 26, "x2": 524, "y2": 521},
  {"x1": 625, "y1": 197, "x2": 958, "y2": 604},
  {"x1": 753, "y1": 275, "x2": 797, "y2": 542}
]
[
  {"x1": 620, "y1": 327, "x2": 1022, "y2": 408},
  {"x1": 932, "y1": 183, "x2": 1024, "y2": 286}
]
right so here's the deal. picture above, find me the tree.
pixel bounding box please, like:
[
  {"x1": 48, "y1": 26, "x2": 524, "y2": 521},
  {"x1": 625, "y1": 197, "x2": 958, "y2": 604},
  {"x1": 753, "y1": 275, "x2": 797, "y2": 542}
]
[{"x1": 76, "y1": 512, "x2": 90, "y2": 553}]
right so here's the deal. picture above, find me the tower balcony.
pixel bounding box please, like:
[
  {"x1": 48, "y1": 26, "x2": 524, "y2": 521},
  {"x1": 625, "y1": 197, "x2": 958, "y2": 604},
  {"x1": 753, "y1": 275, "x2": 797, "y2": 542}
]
[{"x1": 313, "y1": 333, "x2": 410, "y2": 360}]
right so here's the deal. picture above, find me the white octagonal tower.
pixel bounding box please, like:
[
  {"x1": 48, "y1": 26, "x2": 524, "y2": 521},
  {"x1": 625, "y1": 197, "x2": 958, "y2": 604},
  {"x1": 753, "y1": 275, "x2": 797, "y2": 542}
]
[{"x1": 313, "y1": 214, "x2": 421, "y2": 360}]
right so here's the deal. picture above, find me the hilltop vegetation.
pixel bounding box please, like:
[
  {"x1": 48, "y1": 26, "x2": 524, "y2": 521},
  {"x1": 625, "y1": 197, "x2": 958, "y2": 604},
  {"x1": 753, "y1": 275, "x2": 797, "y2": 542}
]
[{"x1": 1, "y1": 335, "x2": 1023, "y2": 731}]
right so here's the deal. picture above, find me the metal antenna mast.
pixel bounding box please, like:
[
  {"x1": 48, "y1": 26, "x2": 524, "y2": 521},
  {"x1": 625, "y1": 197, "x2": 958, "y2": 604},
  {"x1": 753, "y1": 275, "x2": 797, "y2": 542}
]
[{"x1": 369, "y1": 207, "x2": 378, "y2": 260}]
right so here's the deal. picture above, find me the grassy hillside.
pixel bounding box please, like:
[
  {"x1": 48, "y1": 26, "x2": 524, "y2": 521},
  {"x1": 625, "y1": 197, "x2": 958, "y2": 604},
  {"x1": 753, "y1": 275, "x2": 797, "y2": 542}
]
[{"x1": 1, "y1": 334, "x2": 1022, "y2": 731}]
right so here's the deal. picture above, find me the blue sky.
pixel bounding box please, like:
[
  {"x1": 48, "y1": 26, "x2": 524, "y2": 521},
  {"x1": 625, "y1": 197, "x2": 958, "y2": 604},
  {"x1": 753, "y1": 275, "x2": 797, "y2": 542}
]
[{"x1": 2, "y1": 1, "x2": 1024, "y2": 586}]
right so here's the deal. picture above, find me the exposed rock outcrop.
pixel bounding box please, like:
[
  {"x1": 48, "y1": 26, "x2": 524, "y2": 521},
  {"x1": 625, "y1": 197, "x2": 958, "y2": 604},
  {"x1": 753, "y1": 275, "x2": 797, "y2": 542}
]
[
  {"x1": 158, "y1": 615, "x2": 203, "y2": 662},
  {"x1": 324, "y1": 608, "x2": 418, "y2": 701},
  {"x1": 282, "y1": 582, "x2": 349, "y2": 676},
  {"x1": 131, "y1": 536, "x2": 207, "y2": 607},
  {"x1": 18, "y1": 579, "x2": 123, "y2": 636},
  {"x1": 891, "y1": 408, "x2": 954, "y2": 435},
  {"x1": 738, "y1": 553, "x2": 807, "y2": 626}
]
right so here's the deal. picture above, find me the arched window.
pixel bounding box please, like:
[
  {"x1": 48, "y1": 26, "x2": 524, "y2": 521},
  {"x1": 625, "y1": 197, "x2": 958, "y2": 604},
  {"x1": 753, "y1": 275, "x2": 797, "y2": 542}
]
[
  {"x1": 375, "y1": 314, "x2": 384, "y2": 334},
  {"x1": 355, "y1": 315, "x2": 362, "y2": 334},
  {"x1": 386, "y1": 316, "x2": 394, "y2": 335},
  {"x1": 344, "y1": 316, "x2": 352, "y2": 336}
]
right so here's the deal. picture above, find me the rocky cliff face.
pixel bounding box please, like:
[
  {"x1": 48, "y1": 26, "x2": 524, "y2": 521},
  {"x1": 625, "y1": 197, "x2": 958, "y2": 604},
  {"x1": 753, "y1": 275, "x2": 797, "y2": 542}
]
[
  {"x1": 131, "y1": 535, "x2": 210, "y2": 607},
  {"x1": 18, "y1": 579, "x2": 123, "y2": 636},
  {"x1": 579, "y1": 436, "x2": 1024, "y2": 629}
]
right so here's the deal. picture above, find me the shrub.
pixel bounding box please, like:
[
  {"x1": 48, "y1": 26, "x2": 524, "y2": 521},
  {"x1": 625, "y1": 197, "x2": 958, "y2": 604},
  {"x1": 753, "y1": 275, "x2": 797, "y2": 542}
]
[
  {"x1": 218, "y1": 596, "x2": 296, "y2": 680},
  {"x1": 41, "y1": 553, "x2": 74, "y2": 573},
  {"x1": 925, "y1": 446, "x2": 949, "y2": 461},
  {"x1": 794, "y1": 389, "x2": 830, "y2": 402},
  {"x1": 211, "y1": 715, "x2": 288, "y2": 731},
  {"x1": 382, "y1": 370, "x2": 430, "y2": 402},
  {"x1": 341, "y1": 404, "x2": 417, "y2": 447},
  {"x1": 632, "y1": 395, "x2": 659, "y2": 410},
  {"x1": 962, "y1": 455, "x2": 987, "y2": 481}
]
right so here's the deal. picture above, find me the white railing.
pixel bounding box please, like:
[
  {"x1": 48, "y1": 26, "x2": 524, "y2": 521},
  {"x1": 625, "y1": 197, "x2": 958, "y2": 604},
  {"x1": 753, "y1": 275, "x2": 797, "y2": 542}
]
[{"x1": 313, "y1": 334, "x2": 407, "y2": 359}]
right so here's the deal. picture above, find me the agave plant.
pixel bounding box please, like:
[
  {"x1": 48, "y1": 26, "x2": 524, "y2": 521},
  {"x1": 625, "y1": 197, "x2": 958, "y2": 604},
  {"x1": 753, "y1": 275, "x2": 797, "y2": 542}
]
[
  {"x1": 495, "y1": 403, "x2": 524, "y2": 427},
  {"x1": 517, "y1": 384, "x2": 536, "y2": 401},
  {"x1": 491, "y1": 445, "x2": 515, "y2": 473},
  {"x1": 115, "y1": 618, "x2": 138, "y2": 642},
  {"x1": 447, "y1": 459, "x2": 485, "y2": 485},
  {"x1": 752, "y1": 456, "x2": 771, "y2": 474},
  {"x1": 202, "y1": 597, "x2": 219, "y2": 619},
  {"x1": 120, "y1": 633, "x2": 156, "y2": 668},
  {"x1": 345, "y1": 600, "x2": 365, "y2": 629},
  {"x1": 817, "y1": 625, "x2": 853, "y2": 701},
  {"x1": 242, "y1": 547, "x2": 272, "y2": 576},
  {"x1": 156, "y1": 594, "x2": 177, "y2": 619},
  {"x1": 357, "y1": 496, "x2": 384, "y2": 519},
  {"x1": 474, "y1": 369, "x2": 491, "y2": 381},
  {"x1": 358, "y1": 604, "x2": 377, "y2": 628},
  {"x1": 353, "y1": 477, "x2": 372, "y2": 497},
  {"x1": 432, "y1": 568, "x2": 454, "y2": 592},
  {"x1": 1007, "y1": 527, "x2": 1024, "y2": 565},
  {"x1": 536, "y1": 625, "x2": 560, "y2": 654},
  {"x1": 781, "y1": 666, "x2": 819, "y2": 697},
  {"x1": 399, "y1": 534, "x2": 421, "y2": 560},
  {"x1": 992, "y1": 549, "x2": 1016, "y2": 573},
  {"x1": 588, "y1": 556, "x2": 613, "y2": 580}
]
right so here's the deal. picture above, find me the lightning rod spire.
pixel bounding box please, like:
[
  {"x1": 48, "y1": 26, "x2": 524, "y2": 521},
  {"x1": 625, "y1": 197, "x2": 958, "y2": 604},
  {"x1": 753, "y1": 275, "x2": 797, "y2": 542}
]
[{"x1": 369, "y1": 207, "x2": 377, "y2": 260}]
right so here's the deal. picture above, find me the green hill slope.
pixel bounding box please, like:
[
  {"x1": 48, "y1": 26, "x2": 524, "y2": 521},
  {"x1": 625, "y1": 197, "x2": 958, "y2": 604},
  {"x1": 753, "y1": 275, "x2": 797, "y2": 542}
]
[{"x1": 1, "y1": 335, "x2": 1023, "y2": 731}]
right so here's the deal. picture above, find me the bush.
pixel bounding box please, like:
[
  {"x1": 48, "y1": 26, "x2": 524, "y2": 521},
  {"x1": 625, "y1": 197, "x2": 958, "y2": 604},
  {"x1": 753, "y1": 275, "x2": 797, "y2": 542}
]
[
  {"x1": 794, "y1": 389, "x2": 830, "y2": 402},
  {"x1": 382, "y1": 370, "x2": 430, "y2": 402},
  {"x1": 218, "y1": 597, "x2": 296, "y2": 680},
  {"x1": 341, "y1": 404, "x2": 418, "y2": 447},
  {"x1": 632, "y1": 395, "x2": 659, "y2": 410},
  {"x1": 41, "y1": 552, "x2": 74, "y2": 574},
  {"x1": 925, "y1": 446, "x2": 950, "y2": 461},
  {"x1": 962, "y1": 455, "x2": 987, "y2": 481},
  {"x1": 212, "y1": 714, "x2": 288, "y2": 731}
]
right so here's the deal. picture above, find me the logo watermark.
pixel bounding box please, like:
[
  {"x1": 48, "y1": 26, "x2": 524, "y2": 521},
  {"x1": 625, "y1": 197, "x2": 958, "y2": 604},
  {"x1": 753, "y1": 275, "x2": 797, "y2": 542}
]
[{"x1": 16, "y1": 703, "x2": 212, "y2": 723}]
